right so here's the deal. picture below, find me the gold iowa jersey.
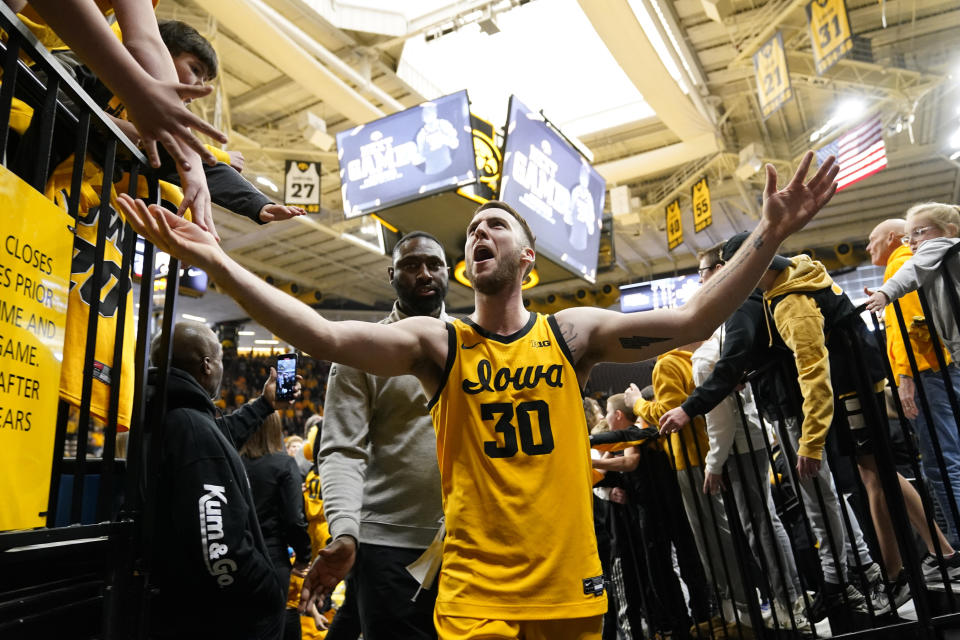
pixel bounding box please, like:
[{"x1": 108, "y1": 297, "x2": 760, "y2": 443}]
[
  {"x1": 429, "y1": 313, "x2": 606, "y2": 619},
  {"x1": 46, "y1": 156, "x2": 188, "y2": 431}
]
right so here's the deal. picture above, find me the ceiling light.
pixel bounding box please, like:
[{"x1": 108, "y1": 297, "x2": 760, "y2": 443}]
[
  {"x1": 255, "y1": 339, "x2": 279, "y2": 345},
  {"x1": 237, "y1": 330, "x2": 255, "y2": 336},
  {"x1": 832, "y1": 99, "x2": 866, "y2": 124},
  {"x1": 256, "y1": 176, "x2": 279, "y2": 192},
  {"x1": 181, "y1": 313, "x2": 207, "y2": 322},
  {"x1": 950, "y1": 128, "x2": 960, "y2": 149}
]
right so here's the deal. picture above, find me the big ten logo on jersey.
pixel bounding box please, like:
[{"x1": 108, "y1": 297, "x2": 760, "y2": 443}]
[
  {"x1": 284, "y1": 160, "x2": 321, "y2": 213},
  {"x1": 70, "y1": 198, "x2": 129, "y2": 318},
  {"x1": 530, "y1": 339, "x2": 551, "y2": 348}
]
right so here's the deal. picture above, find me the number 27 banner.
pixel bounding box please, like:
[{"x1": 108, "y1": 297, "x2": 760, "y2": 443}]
[
  {"x1": 753, "y1": 31, "x2": 792, "y2": 119},
  {"x1": 806, "y1": 0, "x2": 853, "y2": 74}
]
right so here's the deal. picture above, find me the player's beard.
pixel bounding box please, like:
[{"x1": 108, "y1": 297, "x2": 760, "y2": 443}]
[{"x1": 470, "y1": 246, "x2": 522, "y2": 295}]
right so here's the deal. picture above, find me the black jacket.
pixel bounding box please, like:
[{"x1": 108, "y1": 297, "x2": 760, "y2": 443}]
[
  {"x1": 148, "y1": 367, "x2": 282, "y2": 638},
  {"x1": 681, "y1": 291, "x2": 773, "y2": 417},
  {"x1": 243, "y1": 452, "x2": 312, "y2": 567}
]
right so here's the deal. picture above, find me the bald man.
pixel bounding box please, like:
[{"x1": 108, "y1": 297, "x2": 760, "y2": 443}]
[
  {"x1": 146, "y1": 321, "x2": 291, "y2": 639},
  {"x1": 867, "y1": 220, "x2": 960, "y2": 547}
]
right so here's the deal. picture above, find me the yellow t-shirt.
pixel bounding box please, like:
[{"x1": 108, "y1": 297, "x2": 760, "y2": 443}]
[{"x1": 429, "y1": 313, "x2": 606, "y2": 619}]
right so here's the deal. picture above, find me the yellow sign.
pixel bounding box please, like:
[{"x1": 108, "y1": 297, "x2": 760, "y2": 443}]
[
  {"x1": 806, "y1": 0, "x2": 852, "y2": 74},
  {"x1": 691, "y1": 177, "x2": 712, "y2": 233},
  {"x1": 666, "y1": 199, "x2": 683, "y2": 251},
  {"x1": 0, "y1": 164, "x2": 73, "y2": 531},
  {"x1": 752, "y1": 31, "x2": 793, "y2": 119}
]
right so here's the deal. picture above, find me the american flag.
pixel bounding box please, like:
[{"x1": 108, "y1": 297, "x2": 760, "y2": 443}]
[{"x1": 815, "y1": 116, "x2": 887, "y2": 191}]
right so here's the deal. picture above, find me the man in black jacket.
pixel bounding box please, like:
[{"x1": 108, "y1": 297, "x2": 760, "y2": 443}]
[{"x1": 146, "y1": 321, "x2": 293, "y2": 639}]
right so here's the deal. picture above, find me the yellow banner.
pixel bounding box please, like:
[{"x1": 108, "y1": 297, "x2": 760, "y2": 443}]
[
  {"x1": 0, "y1": 165, "x2": 72, "y2": 531},
  {"x1": 753, "y1": 31, "x2": 793, "y2": 119},
  {"x1": 691, "y1": 177, "x2": 712, "y2": 233},
  {"x1": 666, "y1": 199, "x2": 682, "y2": 250},
  {"x1": 806, "y1": 0, "x2": 852, "y2": 74}
]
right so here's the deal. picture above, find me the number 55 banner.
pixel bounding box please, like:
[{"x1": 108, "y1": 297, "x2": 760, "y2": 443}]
[
  {"x1": 284, "y1": 160, "x2": 321, "y2": 212},
  {"x1": 752, "y1": 31, "x2": 792, "y2": 119},
  {"x1": 806, "y1": 0, "x2": 853, "y2": 74}
]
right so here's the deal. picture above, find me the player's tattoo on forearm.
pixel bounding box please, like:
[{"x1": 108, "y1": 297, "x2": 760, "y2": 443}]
[
  {"x1": 698, "y1": 231, "x2": 767, "y2": 298},
  {"x1": 559, "y1": 321, "x2": 580, "y2": 360},
  {"x1": 619, "y1": 336, "x2": 669, "y2": 349}
]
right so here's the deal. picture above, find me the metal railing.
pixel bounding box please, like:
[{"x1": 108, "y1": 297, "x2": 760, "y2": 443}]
[
  {"x1": 0, "y1": 4, "x2": 180, "y2": 637},
  {"x1": 596, "y1": 253, "x2": 960, "y2": 639}
]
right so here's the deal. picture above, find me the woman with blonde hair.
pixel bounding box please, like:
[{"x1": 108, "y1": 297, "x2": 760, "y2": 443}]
[{"x1": 866, "y1": 202, "x2": 960, "y2": 360}]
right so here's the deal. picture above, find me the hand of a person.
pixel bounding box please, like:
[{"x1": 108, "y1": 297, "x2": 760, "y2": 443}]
[
  {"x1": 898, "y1": 375, "x2": 919, "y2": 420},
  {"x1": 659, "y1": 406, "x2": 690, "y2": 435},
  {"x1": 116, "y1": 193, "x2": 224, "y2": 270},
  {"x1": 262, "y1": 366, "x2": 303, "y2": 410},
  {"x1": 623, "y1": 383, "x2": 642, "y2": 412},
  {"x1": 761, "y1": 151, "x2": 839, "y2": 240},
  {"x1": 109, "y1": 115, "x2": 141, "y2": 147},
  {"x1": 176, "y1": 153, "x2": 218, "y2": 241},
  {"x1": 291, "y1": 561, "x2": 310, "y2": 578},
  {"x1": 796, "y1": 455, "x2": 821, "y2": 480},
  {"x1": 306, "y1": 601, "x2": 329, "y2": 630},
  {"x1": 863, "y1": 287, "x2": 889, "y2": 314},
  {"x1": 703, "y1": 472, "x2": 725, "y2": 495},
  {"x1": 227, "y1": 150, "x2": 245, "y2": 173},
  {"x1": 610, "y1": 487, "x2": 628, "y2": 504},
  {"x1": 259, "y1": 204, "x2": 307, "y2": 223},
  {"x1": 124, "y1": 76, "x2": 226, "y2": 169},
  {"x1": 300, "y1": 536, "x2": 357, "y2": 613}
]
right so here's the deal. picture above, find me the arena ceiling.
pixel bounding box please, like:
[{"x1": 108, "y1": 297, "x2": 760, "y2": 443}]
[{"x1": 154, "y1": 0, "x2": 960, "y2": 326}]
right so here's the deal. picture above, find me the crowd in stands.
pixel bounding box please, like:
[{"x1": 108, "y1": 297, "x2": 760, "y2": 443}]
[{"x1": 217, "y1": 354, "x2": 330, "y2": 437}]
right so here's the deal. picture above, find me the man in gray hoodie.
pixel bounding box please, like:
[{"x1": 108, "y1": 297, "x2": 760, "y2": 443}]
[{"x1": 315, "y1": 231, "x2": 449, "y2": 640}]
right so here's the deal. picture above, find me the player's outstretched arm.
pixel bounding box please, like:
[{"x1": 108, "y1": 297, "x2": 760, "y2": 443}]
[
  {"x1": 117, "y1": 195, "x2": 446, "y2": 380},
  {"x1": 557, "y1": 151, "x2": 839, "y2": 376}
]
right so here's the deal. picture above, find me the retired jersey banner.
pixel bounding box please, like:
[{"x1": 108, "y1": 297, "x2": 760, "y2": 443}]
[
  {"x1": 666, "y1": 199, "x2": 683, "y2": 250},
  {"x1": 691, "y1": 177, "x2": 712, "y2": 232},
  {"x1": 753, "y1": 31, "x2": 793, "y2": 119},
  {"x1": 284, "y1": 160, "x2": 321, "y2": 213},
  {"x1": 0, "y1": 164, "x2": 72, "y2": 531},
  {"x1": 806, "y1": 0, "x2": 853, "y2": 74}
]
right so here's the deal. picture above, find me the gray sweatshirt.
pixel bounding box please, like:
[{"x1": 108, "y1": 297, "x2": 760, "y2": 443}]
[
  {"x1": 318, "y1": 301, "x2": 445, "y2": 549},
  {"x1": 878, "y1": 237, "x2": 960, "y2": 362}
]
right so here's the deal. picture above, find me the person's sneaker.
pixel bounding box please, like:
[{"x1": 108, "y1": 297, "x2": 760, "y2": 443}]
[
  {"x1": 766, "y1": 599, "x2": 812, "y2": 634},
  {"x1": 806, "y1": 582, "x2": 868, "y2": 622},
  {"x1": 922, "y1": 552, "x2": 960, "y2": 583},
  {"x1": 888, "y1": 570, "x2": 912, "y2": 610},
  {"x1": 865, "y1": 575, "x2": 892, "y2": 616}
]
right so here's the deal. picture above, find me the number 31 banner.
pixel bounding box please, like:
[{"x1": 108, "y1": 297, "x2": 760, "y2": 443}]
[
  {"x1": 284, "y1": 160, "x2": 321, "y2": 213},
  {"x1": 752, "y1": 31, "x2": 792, "y2": 119},
  {"x1": 806, "y1": 0, "x2": 853, "y2": 74}
]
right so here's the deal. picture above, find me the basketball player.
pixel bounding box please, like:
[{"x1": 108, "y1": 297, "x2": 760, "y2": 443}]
[{"x1": 117, "y1": 151, "x2": 838, "y2": 639}]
